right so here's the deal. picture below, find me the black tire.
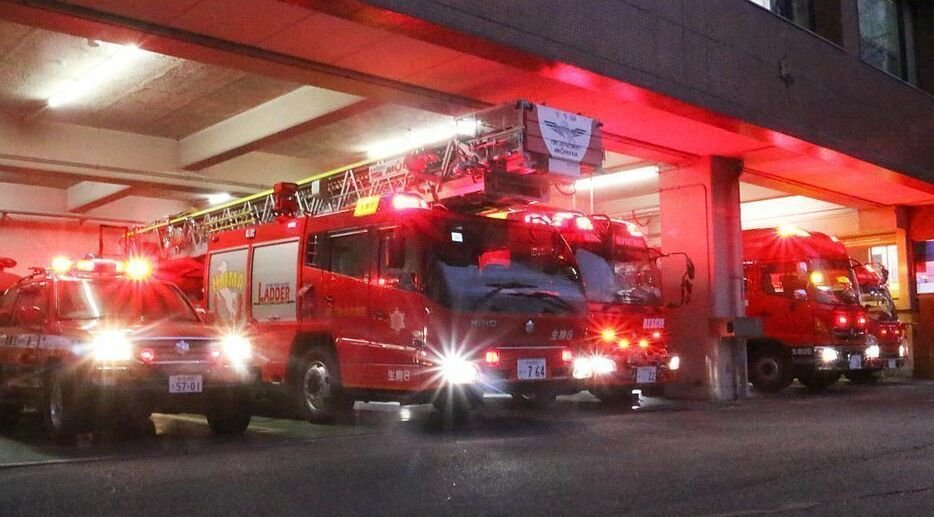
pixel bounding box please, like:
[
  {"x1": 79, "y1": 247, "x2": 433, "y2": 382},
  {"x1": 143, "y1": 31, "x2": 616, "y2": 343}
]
[
  {"x1": 206, "y1": 387, "x2": 253, "y2": 435},
  {"x1": 511, "y1": 389, "x2": 557, "y2": 409},
  {"x1": 432, "y1": 387, "x2": 480, "y2": 423},
  {"x1": 591, "y1": 387, "x2": 636, "y2": 405},
  {"x1": 0, "y1": 402, "x2": 22, "y2": 428},
  {"x1": 748, "y1": 348, "x2": 793, "y2": 393},
  {"x1": 292, "y1": 346, "x2": 353, "y2": 423},
  {"x1": 845, "y1": 370, "x2": 880, "y2": 385},
  {"x1": 798, "y1": 371, "x2": 841, "y2": 392},
  {"x1": 41, "y1": 370, "x2": 92, "y2": 443}
]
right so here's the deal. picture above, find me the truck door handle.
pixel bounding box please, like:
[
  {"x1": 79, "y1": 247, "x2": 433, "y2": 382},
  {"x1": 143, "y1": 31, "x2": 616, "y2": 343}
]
[{"x1": 325, "y1": 296, "x2": 335, "y2": 305}]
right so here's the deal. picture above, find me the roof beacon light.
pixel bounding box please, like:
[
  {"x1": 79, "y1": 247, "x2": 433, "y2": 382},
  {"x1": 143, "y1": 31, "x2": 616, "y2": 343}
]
[
  {"x1": 391, "y1": 193, "x2": 427, "y2": 211},
  {"x1": 777, "y1": 225, "x2": 811, "y2": 238},
  {"x1": 574, "y1": 216, "x2": 594, "y2": 231},
  {"x1": 51, "y1": 256, "x2": 73, "y2": 274},
  {"x1": 125, "y1": 257, "x2": 153, "y2": 280}
]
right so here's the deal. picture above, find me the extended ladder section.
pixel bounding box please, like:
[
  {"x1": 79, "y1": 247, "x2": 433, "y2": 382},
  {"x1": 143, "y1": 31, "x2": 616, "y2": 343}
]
[{"x1": 130, "y1": 100, "x2": 604, "y2": 258}]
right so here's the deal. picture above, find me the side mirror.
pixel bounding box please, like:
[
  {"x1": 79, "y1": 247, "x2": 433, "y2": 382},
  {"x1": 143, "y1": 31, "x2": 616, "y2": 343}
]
[
  {"x1": 793, "y1": 289, "x2": 807, "y2": 301},
  {"x1": 0, "y1": 257, "x2": 16, "y2": 269},
  {"x1": 17, "y1": 305, "x2": 45, "y2": 327}
]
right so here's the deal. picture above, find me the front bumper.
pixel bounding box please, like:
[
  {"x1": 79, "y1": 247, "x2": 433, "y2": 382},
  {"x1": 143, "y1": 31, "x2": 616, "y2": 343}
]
[
  {"x1": 809, "y1": 345, "x2": 878, "y2": 372},
  {"x1": 86, "y1": 362, "x2": 259, "y2": 412}
]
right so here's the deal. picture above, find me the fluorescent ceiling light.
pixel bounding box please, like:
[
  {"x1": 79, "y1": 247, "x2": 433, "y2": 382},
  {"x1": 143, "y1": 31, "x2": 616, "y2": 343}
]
[
  {"x1": 363, "y1": 118, "x2": 478, "y2": 160},
  {"x1": 47, "y1": 43, "x2": 146, "y2": 108},
  {"x1": 206, "y1": 193, "x2": 234, "y2": 205},
  {"x1": 574, "y1": 165, "x2": 659, "y2": 191}
]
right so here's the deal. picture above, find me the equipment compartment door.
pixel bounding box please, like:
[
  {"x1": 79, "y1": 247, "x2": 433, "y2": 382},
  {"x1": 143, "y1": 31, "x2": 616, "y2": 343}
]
[{"x1": 251, "y1": 240, "x2": 300, "y2": 376}]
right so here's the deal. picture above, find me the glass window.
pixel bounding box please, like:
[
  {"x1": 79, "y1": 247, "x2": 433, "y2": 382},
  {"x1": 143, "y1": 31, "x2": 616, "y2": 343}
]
[
  {"x1": 869, "y1": 244, "x2": 900, "y2": 298},
  {"x1": 57, "y1": 279, "x2": 199, "y2": 323},
  {"x1": 305, "y1": 233, "x2": 327, "y2": 268},
  {"x1": 11, "y1": 285, "x2": 50, "y2": 325},
  {"x1": 858, "y1": 0, "x2": 906, "y2": 78},
  {"x1": 328, "y1": 231, "x2": 369, "y2": 279},
  {"x1": 377, "y1": 228, "x2": 417, "y2": 291}
]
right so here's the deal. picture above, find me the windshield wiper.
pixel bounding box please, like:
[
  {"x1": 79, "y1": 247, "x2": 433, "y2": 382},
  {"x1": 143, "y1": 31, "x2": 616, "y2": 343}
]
[
  {"x1": 509, "y1": 290, "x2": 575, "y2": 312},
  {"x1": 471, "y1": 281, "x2": 537, "y2": 309}
]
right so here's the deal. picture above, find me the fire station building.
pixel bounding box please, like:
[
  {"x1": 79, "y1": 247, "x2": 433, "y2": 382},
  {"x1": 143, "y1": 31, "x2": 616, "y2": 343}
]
[{"x1": 0, "y1": 0, "x2": 931, "y2": 400}]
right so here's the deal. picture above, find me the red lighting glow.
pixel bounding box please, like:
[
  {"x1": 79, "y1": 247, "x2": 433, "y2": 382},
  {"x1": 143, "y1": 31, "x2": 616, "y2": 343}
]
[
  {"x1": 484, "y1": 350, "x2": 501, "y2": 366},
  {"x1": 561, "y1": 349, "x2": 573, "y2": 363},
  {"x1": 391, "y1": 194, "x2": 426, "y2": 210}
]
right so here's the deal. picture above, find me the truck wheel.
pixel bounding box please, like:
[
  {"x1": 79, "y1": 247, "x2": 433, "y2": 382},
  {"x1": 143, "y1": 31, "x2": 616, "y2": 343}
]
[
  {"x1": 41, "y1": 371, "x2": 92, "y2": 443},
  {"x1": 0, "y1": 402, "x2": 22, "y2": 428},
  {"x1": 591, "y1": 387, "x2": 636, "y2": 405},
  {"x1": 206, "y1": 387, "x2": 253, "y2": 435},
  {"x1": 845, "y1": 370, "x2": 880, "y2": 385},
  {"x1": 293, "y1": 347, "x2": 353, "y2": 423},
  {"x1": 511, "y1": 389, "x2": 557, "y2": 409},
  {"x1": 432, "y1": 387, "x2": 480, "y2": 423},
  {"x1": 748, "y1": 349, "x2": 792, "y2": 393},
  {"x1": 798, "y1": 371, "x2": 840, "y2": 392}
]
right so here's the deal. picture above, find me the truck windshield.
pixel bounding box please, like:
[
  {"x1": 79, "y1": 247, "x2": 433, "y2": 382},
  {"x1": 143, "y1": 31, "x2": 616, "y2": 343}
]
[
  {"x1": 423, "y1": 220, "x2": 586, "y2": 315},
  {"x1": 860, "y1": 283, "x2": 897, "y2": 320},
  {"x1": 57, "y1": 279, "x2": 199, "y2": 322},
  {"x1": 808, "y1": 259, "x2": 860, "y2": 306},
  {"x1": 574, "y1": 246, "x2": 662, "y2": 306}
]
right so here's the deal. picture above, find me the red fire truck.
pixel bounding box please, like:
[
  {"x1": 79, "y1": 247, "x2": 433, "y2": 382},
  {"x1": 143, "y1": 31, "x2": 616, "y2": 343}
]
[
  {"x1": 205, "y1": 193, "x2": 587, "y2": 420},
  {"x1": 0, "y1": 257, "x2": 257, "y2": 441},
  {"x1": 851, "y1": 261, "x2": 908, "y2": 380},
  {"x1": 743, "y1": 226, "x2": 875, "y2": 392},
  {"x1": 504, "y1": 209, "x2": 685, "y2": 402}
]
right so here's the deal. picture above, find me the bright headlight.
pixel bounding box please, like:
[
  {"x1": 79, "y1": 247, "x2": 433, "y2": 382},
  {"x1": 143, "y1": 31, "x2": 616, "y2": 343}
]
[
  {"x1": 866, "y1": 344, "x2": 881, "y2": 360},
  {"x1": 221, "y1": 334, "x2": 252, "y2": 365},
  {"x1": 440, "y1": 356, "x2": 479, "y2": 384},
  {"x1": 819, "y1": 347, "x2": 839, "y2": 363},
  {"x1": 572, "y1": 357, "x2": 594, "y2": 380},
  {"x1": 899, "y1": 344, "x2": 907, "y2": 358},
  {"x1": 90, "y1": 330, "x2": 132, "y2": 361},
  {"x1": 591, "y1": 356, "x2": 617, "y2": 375},
  {"x1": 668, "y1": 355, "x2": 681, "y2": 371}
]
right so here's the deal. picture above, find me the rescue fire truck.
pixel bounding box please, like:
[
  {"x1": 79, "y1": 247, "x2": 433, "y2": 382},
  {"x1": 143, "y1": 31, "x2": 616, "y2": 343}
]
[
  {"x1": 743, "y1": 226, "x2": 877, "y2": 392},
  {"x1": 0, "y1": 257, "x2": 257, "y2": 441},
  {"x1": 128, "y1": 100, "x2": 604, "y2": 419},
  {"x1": 503, "y1": 208, "x2": 686, "y2": 402},
  {"x1": 851, "y1": 260, "x2": 908, "y2": 380}
]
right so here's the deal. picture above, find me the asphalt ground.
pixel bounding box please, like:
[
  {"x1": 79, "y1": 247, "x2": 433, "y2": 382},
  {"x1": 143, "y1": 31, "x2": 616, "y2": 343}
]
[{"x1": 1, "y1": 378, "x2": 934, "y2": 516}]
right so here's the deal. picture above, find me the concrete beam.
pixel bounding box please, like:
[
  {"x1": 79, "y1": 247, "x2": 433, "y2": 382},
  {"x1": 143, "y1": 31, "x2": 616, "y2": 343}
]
[
  {"x1": 180, "y1": 87, "x2": 376, "y2": 170},
  {"x1": 66, "y1": 181, "x2": 133, "y2": 213}
]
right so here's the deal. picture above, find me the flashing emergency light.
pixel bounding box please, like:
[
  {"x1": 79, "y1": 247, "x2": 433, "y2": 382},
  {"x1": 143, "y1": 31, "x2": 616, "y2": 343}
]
[
  {"x1": 834, "y1": 312, "x2": 850, "y2": 328},
  {"x1": 856, "y1": 313, "x2": 868, "y2": 328},
  {"x1": 51, "y1": 256, "x2": 73, "y2": 274},
  {"x1": 625, "y1": 222, "x2": 643, "y2": 237},
  {"x1": 125, "y1": 257, "x2": 152, "y2": 280},
  {"x1": 638, "y1": 339, "x2": 649, "y2": 349},
  {"x1": 391, "y1": 193, "x2": 427, "y2": 210},
  {"x1": 777, "y1": 225, "x2": 810, "y2": 238},
  {"x1": 618, "y1": 339, "x2": 631, "y2": 349},
  {"x1": 668, "y1": 355, "x2": 681, "y2": 371},
  {"x1": 574, "y1": 216, "x2": 594, "y2": 231},
  {"x1": 651, "y1": 331, "x2": 662, "y2": 340},
  {"x1": 600, "y1": 328, "x2": 617, "y2": 342}
]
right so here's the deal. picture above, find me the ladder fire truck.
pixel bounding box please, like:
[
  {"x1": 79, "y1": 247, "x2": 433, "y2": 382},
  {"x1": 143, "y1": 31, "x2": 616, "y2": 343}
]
[{"x1": 129, "y1": 100, "x2": 604, "y2": 420}]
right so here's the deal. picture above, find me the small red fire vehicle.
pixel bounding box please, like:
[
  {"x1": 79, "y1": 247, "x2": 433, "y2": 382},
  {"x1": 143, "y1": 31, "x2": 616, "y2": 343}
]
[
  {"x1": 744, "y1": 226, "x2": 876, "y2": 392},
  {"x1": 0, "y1": 257, "x2": 257, "y2": 441},
  {"x1": 851, "y1": 261, "x2": 907, "y2": 381}
]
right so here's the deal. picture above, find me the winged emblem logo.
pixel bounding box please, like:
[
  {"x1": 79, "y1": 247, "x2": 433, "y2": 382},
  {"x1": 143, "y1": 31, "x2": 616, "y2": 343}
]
[{"x1": 543, "y1": 120, "x2": 588, "y2": 140}]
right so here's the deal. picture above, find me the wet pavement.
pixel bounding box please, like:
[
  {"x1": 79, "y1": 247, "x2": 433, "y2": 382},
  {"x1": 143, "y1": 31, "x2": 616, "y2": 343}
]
[{"x1": 1, "y1": 379, "x2": 933, "y2": 516}]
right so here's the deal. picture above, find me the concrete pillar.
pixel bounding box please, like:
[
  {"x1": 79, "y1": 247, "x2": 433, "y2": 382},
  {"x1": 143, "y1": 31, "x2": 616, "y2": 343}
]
[{"x1": 659, "y1": 156, "x2": 746, "y2": 401}]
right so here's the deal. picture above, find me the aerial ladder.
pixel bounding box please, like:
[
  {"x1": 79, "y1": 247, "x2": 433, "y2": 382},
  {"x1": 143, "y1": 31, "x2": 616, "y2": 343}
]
[{"x1": 128, "y1": 100, "x2": 604, "y2": 259}]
